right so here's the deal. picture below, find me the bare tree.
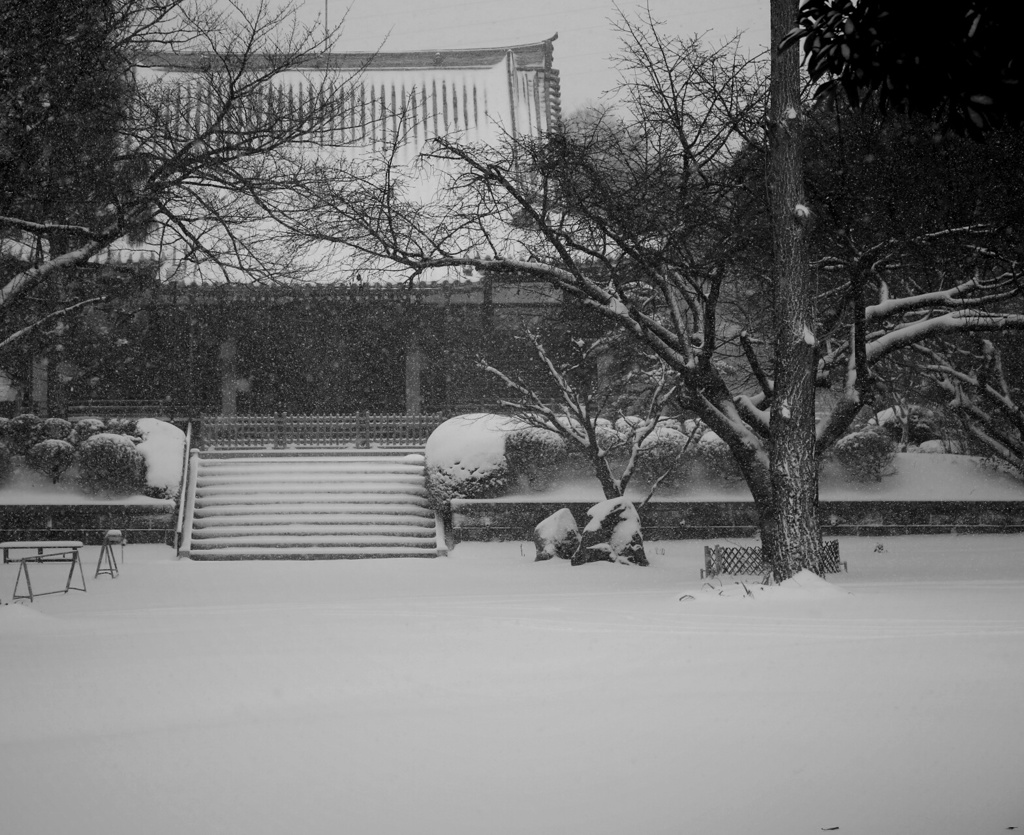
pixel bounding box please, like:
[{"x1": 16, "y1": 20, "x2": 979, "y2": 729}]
[
  {"x1": 479, "y1": 330, "x2": 680, "y2": 501},
  {"x1": 0, "y1": 0, "x2": 359, "y2": 348},
  {"x1": 917, "y1": 340, "x2": 1024, "y2": 471},
  {"x1": 287, "y1": 10, "x2": 1024, "y2": 580}
]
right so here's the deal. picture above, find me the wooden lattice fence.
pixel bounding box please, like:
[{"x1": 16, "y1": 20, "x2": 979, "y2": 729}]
[
  {"x1": 200, "y1": 413, "x2": 447, "y2": 448},
  {"x1": 702, "y1": 539, "x2": 846, "y2": 579}
]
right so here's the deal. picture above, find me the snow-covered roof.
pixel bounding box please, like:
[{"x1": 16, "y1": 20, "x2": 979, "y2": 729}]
[
  {"x1": 2, "y1": 38, "x2": 562, "y2": 291},
  {"x1": 137, "y1": 36, "x2": 561, "y2": 161}
]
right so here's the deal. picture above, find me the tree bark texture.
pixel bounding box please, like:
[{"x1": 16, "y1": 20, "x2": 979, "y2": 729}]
[{"x1": 765, "y1": 0, "x2": 823, "y2": 580}]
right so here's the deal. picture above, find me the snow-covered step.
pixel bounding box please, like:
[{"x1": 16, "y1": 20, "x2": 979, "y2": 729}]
[
  {"x1": 192, "y1": 512, "x2": 432, "y2": 524},
  {"x1": 181, "y1": 447, "x2": 442, "y2": 560},
  {"x1": 193, "y1": 502, "x2": 432, "y2": 517},
  {"x1": 195, "y1": 467, "x2": 428, "y2": 479},
  {"x1": 192, "y1": 534, "x2": 436, "y2": 547},
  {"x1": 194, "y1": 488, "x2": 430, "y2": 504},
  {"x1": 200, "y1": 450, "x2": 426, "y2": 461},
  {"x1": 185, "y1": 545, "x2": 438, "y2": 559},
  {"x1": 195, "y1": 478, "x2": 430, "y2": 491}
]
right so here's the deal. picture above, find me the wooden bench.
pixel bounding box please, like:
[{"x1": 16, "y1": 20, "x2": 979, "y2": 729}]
[{"x1": 1, "y1": 541, "x2": 86, "y2": 602}]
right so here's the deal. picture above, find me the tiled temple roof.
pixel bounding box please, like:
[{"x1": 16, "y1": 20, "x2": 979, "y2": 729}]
[
  {"x1": 0, "y1": 38, "x2": 562, "y2": 287},
  {"x1": 137, "y1": 37, "x2": 558, "y2": 73}
]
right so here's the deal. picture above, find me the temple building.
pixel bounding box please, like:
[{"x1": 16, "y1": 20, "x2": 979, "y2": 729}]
[{"x1": 3, "y1": 37, "x2": 588, "y2": 421}]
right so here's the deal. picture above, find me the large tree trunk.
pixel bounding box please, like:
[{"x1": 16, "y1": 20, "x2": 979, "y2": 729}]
[{"x1": 764, "y1": 0, "x2": 822, "y2": 581}]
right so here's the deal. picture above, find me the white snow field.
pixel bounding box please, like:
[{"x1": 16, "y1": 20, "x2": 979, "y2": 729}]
[{"x1": 1, "y1": 535, "x2": 1022, "y2": 835}]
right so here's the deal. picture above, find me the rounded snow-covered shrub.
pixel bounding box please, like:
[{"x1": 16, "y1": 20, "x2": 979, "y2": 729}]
[
  {"x1": 634, "y1": 422, "x2": 694, "y2": 488},
  {"x1": 6, "y1": 413, "x2": 42, "y2": 455},
  {"x1": 425, "y1": 414, "x2": 516, "y2": 512},
  {"x1": 0, "y1": 442, "x2": 13, "y2": 487},
  {"x1": 695, "y1": 430, "x2": 742, "y2": 481},
  {"x1": 76, "y1": 432, "x2": 146, "y2": 496},
  {"x1": 504, "y1": 424, "x2": 571, "y2": 491},
  {"x1": 873, "y1": 405, "x2": 941, "y2": 445},
  {"x1": 73, "y1": 418, "x2": 106, "y2": 442},
  {"x1": 912, "y1": 438, "x2": 967, "y2": 454},
  {"x1": 135, "y1": 418, "x2": 187, "y2": 499},
  {"x1": 39, "y1": 417, "x2": 74, "y2": 441},
  {"x1": 614, "y1": 416, "x2": 684, "y2": 436},
  {"x1": 27, "y1": 438, "x2": 76, "y2": 483},
  {"x1": 104, "y1": 417, "x2": 139, "y2": 437},
  {"x1": 833, "y1": 425, "x2": 897, "y2": 482},
  {"x1": 557, "y1": 416, "x2": 628, "y2": 472}
]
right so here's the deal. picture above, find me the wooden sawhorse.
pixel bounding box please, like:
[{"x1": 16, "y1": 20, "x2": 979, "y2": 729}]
[{"x1": 2, "y1": 541, "x2": 87, "y2": 602}]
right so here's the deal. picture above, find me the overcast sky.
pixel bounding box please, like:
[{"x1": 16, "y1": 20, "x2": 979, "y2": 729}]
[{"x1": 308, "y1": 0, "x2": 771, "y2": 113}]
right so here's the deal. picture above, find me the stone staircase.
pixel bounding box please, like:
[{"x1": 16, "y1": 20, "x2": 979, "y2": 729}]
[{"x1": 182, "y1": 449, "x2": 442, "y2": 559}]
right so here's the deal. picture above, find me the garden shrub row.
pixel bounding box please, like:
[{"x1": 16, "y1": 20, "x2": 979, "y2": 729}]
[
  {"x1": 0, "y1": 414, "x2": 148, "y2": 496},
  {"x1": 500, "y1": 416, "x2": 902, "y2": 495}
]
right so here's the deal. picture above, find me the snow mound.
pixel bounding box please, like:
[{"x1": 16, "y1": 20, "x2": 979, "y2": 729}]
[
  {"x1": 136, "y1": 419, "x2": 187, "y2": 499},
  {"x1": 692, "y1": 569, "x2": 851, "y2": 601},
  {"x1": 778, "y1": 568, "x2": 850, "y2": 595}
]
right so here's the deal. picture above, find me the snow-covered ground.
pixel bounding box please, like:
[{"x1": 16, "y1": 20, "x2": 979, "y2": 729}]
[{"x1": 2, "y1": 536, "x2": 1022, "y2": 835}]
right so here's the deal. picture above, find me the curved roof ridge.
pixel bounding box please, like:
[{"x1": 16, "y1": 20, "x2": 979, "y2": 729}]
[{"x1": 138, "y1": 34, "x2": 558, "y2": 73}]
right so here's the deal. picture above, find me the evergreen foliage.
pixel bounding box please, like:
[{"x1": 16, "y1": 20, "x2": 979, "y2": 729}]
[
  {"x1": 783, "y1": 0, "x2": 1022, "y2": 136},
  {"x1": 504, "y1": 425, "x2": 571, "y2": 491},
  {"x1": 0, "y1": 0, "x2": 127, "y2": 226},
  {"x1": 76, "y1": 431, "x2": 145, "y2": 495},
  {"x1": 26, "y1": 438, "x2": 75, "y2": 483},
  {"x1": 833, "y1": 426, "x2": 897, "y2": 482},
  {"x1": 0, "y1": 441, "x2": 12, "y2": 486},
  {"x1": 39, "y1": 417, "x2": 74, "y2": 441},
  {"x1": 5, "y1": 413, "x2": 41, "y2": 455},
  {"x1": 73, "y1": 418, "x2": 106, "y2": 442}
]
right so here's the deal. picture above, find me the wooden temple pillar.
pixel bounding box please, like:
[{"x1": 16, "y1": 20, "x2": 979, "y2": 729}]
[
  {"x1": 218, "y1": 337, "x2": 238, "y2": 416},
  {"x1": 405, "y1": 331, "x2": 425, "y2": 415},
  {"x1": 31, "y1": 355, "x2": 49, "y2": 417}
]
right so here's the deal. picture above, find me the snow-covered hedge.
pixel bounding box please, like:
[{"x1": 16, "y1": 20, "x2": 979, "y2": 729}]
[
  {"x1": 76, "y1": 432, "x2": 148, "y2": 496},
  {"x1": 695, "y1": 430, "x2": 742, "y2": 481},
  {"x1": 425, "y1": 414, "x2": 517, "y2": 511},
  {"x1": 504, "y1": 424, "x2": 572, "y2": 490},
  {"x1": 27, "y1": 439, "x2": 76, "y2": 483},
  {"x1": 633, "y1": 422, "x2": 695, "y2": 488},
  {"x1": 73, "y1": 418, "x2": 105, "y2": 443},
  {"x1": 39, "y1": 417, "x2": 73, "y2": 441},
  {"x1": 833, "y1": 425, "x2": 897, "y2": 482},
  {"x1": 873, "y1": 405, "x2": 942, "y2": 445},
  {"x1": 0, "y1": 415, "x2": 186, "y2": 499},
  {"x1": 5, "y1": 413, "x2": 42, "y2": 455},
  {"x1": 0, "y1": 442, "x2": 13, "y2": 487},
  {"x1": 135, "y1": 418, "x2": 187, "y2": 499}
]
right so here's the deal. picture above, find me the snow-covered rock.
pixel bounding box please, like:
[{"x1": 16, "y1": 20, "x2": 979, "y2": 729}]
[
  {"x1": 425, "y1": 414, "x2": 517, "y2": 509},
  {"x1": 136, "y1": 418, "x2": 187, "y2": 499},
  {"x1": 533, "y1": 508, "x2": 580, "y2": 562},
  {"x1": 573, "y1": 497, "x2": 648, "y2": 566}
]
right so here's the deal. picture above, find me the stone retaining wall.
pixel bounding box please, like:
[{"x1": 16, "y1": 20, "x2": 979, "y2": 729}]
[
  {"x1": 452, "y1": 499, "x2": 1024, "y2": 542},
  {"x1": 0, "y1": 505, "x2": 176, "y2": 545}
]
